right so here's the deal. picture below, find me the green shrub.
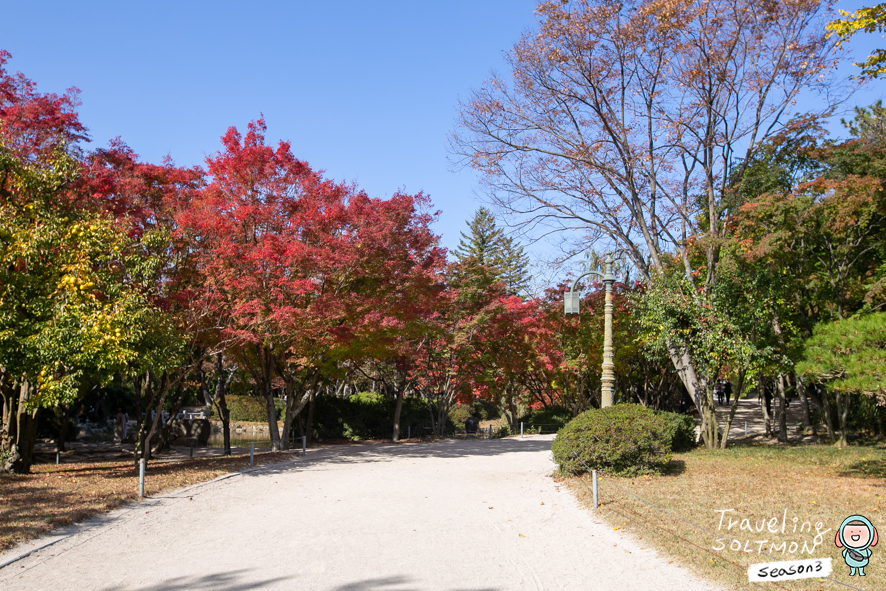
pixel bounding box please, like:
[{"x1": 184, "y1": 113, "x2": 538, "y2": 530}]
[
  {"x1": 310, "y1": 394, "x2": 432, "y2": 440},
  {"x1": 551, "y1": 404, "x2": 672, "y2": 476},
  {"x1": 447, "y1": 403, "x2": 474, "y2": 427},
  {"x1": 653, "y1": 409, "x2": 697, "y2": 451},
  {"x1": 472, "y1": 399, "x2": 500, "y2": 420},
  {"x1": 219, "y1": 395, "x2": 281, "y2": 423},
  {"x1": 518, "y1": 405, "x2": 573, "y2": 434}
]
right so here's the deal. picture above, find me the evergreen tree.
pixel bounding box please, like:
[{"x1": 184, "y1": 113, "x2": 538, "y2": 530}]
[{"x1": 453, "y1": 207, "x2": 530, "y2": 296}]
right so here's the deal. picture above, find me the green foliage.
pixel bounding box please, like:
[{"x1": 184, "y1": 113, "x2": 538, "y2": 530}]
[
  {"x1": 518, "y1": 405, "x2": 572, "y2": 433},
  {"x1": 453, "y1": 207, "x2": 530, "y2": 297},
  {"x1": 447, "y1": 403, "x2": 474, "y2": 427},
  {"x1": 828, "y1": 4, "x2": 886, "y2": 79},
  {"x1": 216, "y1": 395, "x2": 280, "y2": 423},
  {"x1": 551, "y1": 404, "x2": 673, "y2": 476},
  {"x1": 846, "y1": 393, "x2": 886, "y2": 435},
  {"x1": 653, "y1": 409, "x2": 697, "y2": 451},
  {"x1": 797, "y1": 312, "x2": 886, "y2": 396},
  {"x1": 310, "y1": 394, "x2": 430, "y2": 440},
  {"x1": 0, "y1": 143, "x2": 184, "y2": 410}
]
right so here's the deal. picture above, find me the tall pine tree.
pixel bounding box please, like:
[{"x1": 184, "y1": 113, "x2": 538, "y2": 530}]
[{"x1": 453, "y1": 207, "x2": 530, "y2": 297}]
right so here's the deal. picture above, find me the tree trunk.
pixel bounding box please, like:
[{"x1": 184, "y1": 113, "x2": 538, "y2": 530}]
[
  {"x1": 392, "y1": 391, "x2": 404, "y2": 441},
  {"x1": 206, "y1": 352, "x2": 235, "y2": 456},
  {"x1": 818, "y1": 384, "x2": 836, "y2": 441},
  {"x1": 154, "y1": 385, "x2": 186, "y2": 453},
  {"x1": 305, "y1": 391, "x2": 315, "y2": 445},
  {"x1": 56, "y1": 403, "x2": 69, "y2": 453},
  {"x1": 719, "y1": 371, "x2": 746, "y2": 449},
  {"x1": 760, "y1": 380, "x2": 772, "y2": 438},
  {"x1": 133, "y1": 371, "x2": 170, "y2": 468},
  {"x1": 835, "y1": 391, "x2": 850, "y2": 447},
  {"x1": 776, "y1": 373, "x2": 788, "y2": 443},
  {"x1": 262, "y1": 386, "x2": 283, "y2": 451},
  {"x1": 281, "y1": 384, "x2": 312, "y2": 449},
  {"x1": 1, "y1": 380, "x2": 40, "y2": 474},
  {"x1": 796, "y1": 376, "x2": 812, "y2": 432}
]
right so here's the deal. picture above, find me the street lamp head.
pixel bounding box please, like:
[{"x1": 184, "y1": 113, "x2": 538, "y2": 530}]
[{"x1": 564, "y1": 290, "x2": 580, "y2": 314}]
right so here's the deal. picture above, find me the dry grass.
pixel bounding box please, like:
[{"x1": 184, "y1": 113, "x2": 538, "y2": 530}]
[
  {"x1": 0, "y1": 451, "x2": 292, "y2": 554},
  {"x1": 565, "y1": 442, "x2": 886, "y2": 591}
]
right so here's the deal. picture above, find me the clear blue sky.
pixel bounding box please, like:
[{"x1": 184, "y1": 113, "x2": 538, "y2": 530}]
[{"x1": 1, "y1": 1, "x2": 883, "y2": 260}]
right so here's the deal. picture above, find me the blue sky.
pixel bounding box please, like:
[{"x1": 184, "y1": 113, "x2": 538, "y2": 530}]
[{"x1": 2, "y1": 1, "x2": 883, "y2": 263}]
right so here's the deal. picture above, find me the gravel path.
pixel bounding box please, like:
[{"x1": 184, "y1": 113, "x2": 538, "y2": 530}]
[{"x1": 0, "y1": 435, "x2": 717, "y2": 591}]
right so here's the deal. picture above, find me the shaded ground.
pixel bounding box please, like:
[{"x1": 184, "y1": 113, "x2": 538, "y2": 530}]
[
  {"x1": 0, "y1": 451, "x2": 293, "y2": 553},
  {"x1": 0, "y1": 435, "x2": 717, "y2": 591}
]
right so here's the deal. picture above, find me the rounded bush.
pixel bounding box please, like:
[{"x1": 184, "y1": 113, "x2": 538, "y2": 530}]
[
  {"x1": 653, "y1": 409, "x2": 697, "y2": 451},
  {"x1": 552, "y1": 404, "x2": 672, "y2": 476}
]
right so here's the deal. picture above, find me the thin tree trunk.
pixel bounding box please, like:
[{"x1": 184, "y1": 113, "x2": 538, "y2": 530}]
[
  {"x1": 305, "y1": 391, "x2": 315, "y2": 445},
  {"x1": 796, "y1": 375, "x2": 812, "y2": 432},
  {"x1": 56, "y1": 404, "x2": 69, "y2": 453},
  {"x1": 1, "y1": 380, "x2": 40, "y2": 474},
  {"x1": 719, "y1": 371, "x2": 746, "y2": 449},
  {"x1": 392, "y1": 391, "x2": 404, "y2": 441},
  {"x1": 760, "y1": 380, "x2": 772, "y2": 438},
  {"x1": 776, "y1": 373, "x2": 788, "y2": 443},
  {"x1": 835, "y1": 391, "x2": 850, "y2": 447}
]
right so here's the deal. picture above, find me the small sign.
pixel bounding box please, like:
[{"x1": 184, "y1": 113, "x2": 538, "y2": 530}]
[{"x1": 747, "y1": 558, "x2": 831, "y2": 582}]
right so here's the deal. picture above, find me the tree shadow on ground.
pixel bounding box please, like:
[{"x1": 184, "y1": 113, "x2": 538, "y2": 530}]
[
  {"x1": 331, "y1": 575, "x2": 502, "y2": 591},
  {"x1": 837, "y1": 458, "x2": 886, "y2": 479},
  {"x1": 661, "y1": 459, "x2": 686, "y2": 476},
  {"x1": 98, "y1": 569, "x2": 290, "y2": 591},
  {"x1": 239, "y1": 436, "x2": 555, "y2": 478}
]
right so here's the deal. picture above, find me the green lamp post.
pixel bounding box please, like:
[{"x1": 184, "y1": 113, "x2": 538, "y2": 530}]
[{"x1": 564, "y1": 254, "x2": 616, "y2": 407}]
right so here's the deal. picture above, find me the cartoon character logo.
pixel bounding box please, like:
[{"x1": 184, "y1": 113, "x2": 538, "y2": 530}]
[{"x1": 835, "y1": 515, "x2": 878, "y2": 576}]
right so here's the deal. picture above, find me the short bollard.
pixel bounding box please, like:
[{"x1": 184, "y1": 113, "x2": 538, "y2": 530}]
[
  {"x1": 301, "y1": 435, "x2": 306, "y2": 457},
  {"x1": 592, "y1": 470, "x2": 598, "y2": 510},
  {"x1": 407, "y1": 426, "x2": 411, "y2": 439},
  {"x1": 744, "y1": 421, "x2": 748, "y2": 437},
  {"x1": 521, "y1": 422, "x2": 524, "y2": 438},
  {"x1": 489, "y1": 426, "x2": 493, "y2": 439},
  {"x1": 250, "y1": 442, "x2": 254, "y2": 467},
  {"x1": 138, "y1": 458, "x2": 146, "y2": 498},
  {"x1": 189, "y1": 443, "x2": 194, "y2": 458},
  {"x1": 56, "y1": 451, "x2": 60, "y2": 465}
]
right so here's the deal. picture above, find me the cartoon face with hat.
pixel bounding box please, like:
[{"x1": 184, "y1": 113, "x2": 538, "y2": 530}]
[{"x1": 835, "y1": 515, "x2": 878, "y2": 576}]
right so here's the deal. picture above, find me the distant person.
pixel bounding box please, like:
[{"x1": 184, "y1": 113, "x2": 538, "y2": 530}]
[
  {"x1": 724, "y1": 381, "x2": 732, "y2": 405},
  {"x1": 115, "y1": 407, "x2": 129, "y2": 442},
  {"x1": 715, "y1": 380, "x2": 724, "y2": 406}
]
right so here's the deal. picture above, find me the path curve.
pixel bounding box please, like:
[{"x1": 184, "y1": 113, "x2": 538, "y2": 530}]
[{"x1": 0, "y1": 435, "x2": 717, "y2": 591}]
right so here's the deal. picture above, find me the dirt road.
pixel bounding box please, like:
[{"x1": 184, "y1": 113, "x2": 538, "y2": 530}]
[{"x1": 0, "y1": 435, "x2": 716, "y2": 591}]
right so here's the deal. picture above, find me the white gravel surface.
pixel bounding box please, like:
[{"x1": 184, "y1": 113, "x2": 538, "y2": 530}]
[{"x1": 0, "y1": 434, "x2": 717, "y2": 591}]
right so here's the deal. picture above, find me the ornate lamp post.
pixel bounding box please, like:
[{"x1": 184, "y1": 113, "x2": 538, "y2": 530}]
[{"x1": 563, "y1": 254, "x2": 616, "y2": 407}]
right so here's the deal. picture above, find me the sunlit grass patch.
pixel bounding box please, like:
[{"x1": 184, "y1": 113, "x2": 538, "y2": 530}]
[{"x1": 565, "y1": 442, "x2": 886, "y2": 591}]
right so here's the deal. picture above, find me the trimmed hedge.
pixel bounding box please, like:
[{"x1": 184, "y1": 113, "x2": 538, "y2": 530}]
[
  {"x1": 654, "y1": 409, "x2": 697, "y2": 451},
  {"x1": 214, "y1": 395, "x2": 284, "y2": 423},
  {"x1": 552, "y1": 404, "x2": 673, "y2": 476}
]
